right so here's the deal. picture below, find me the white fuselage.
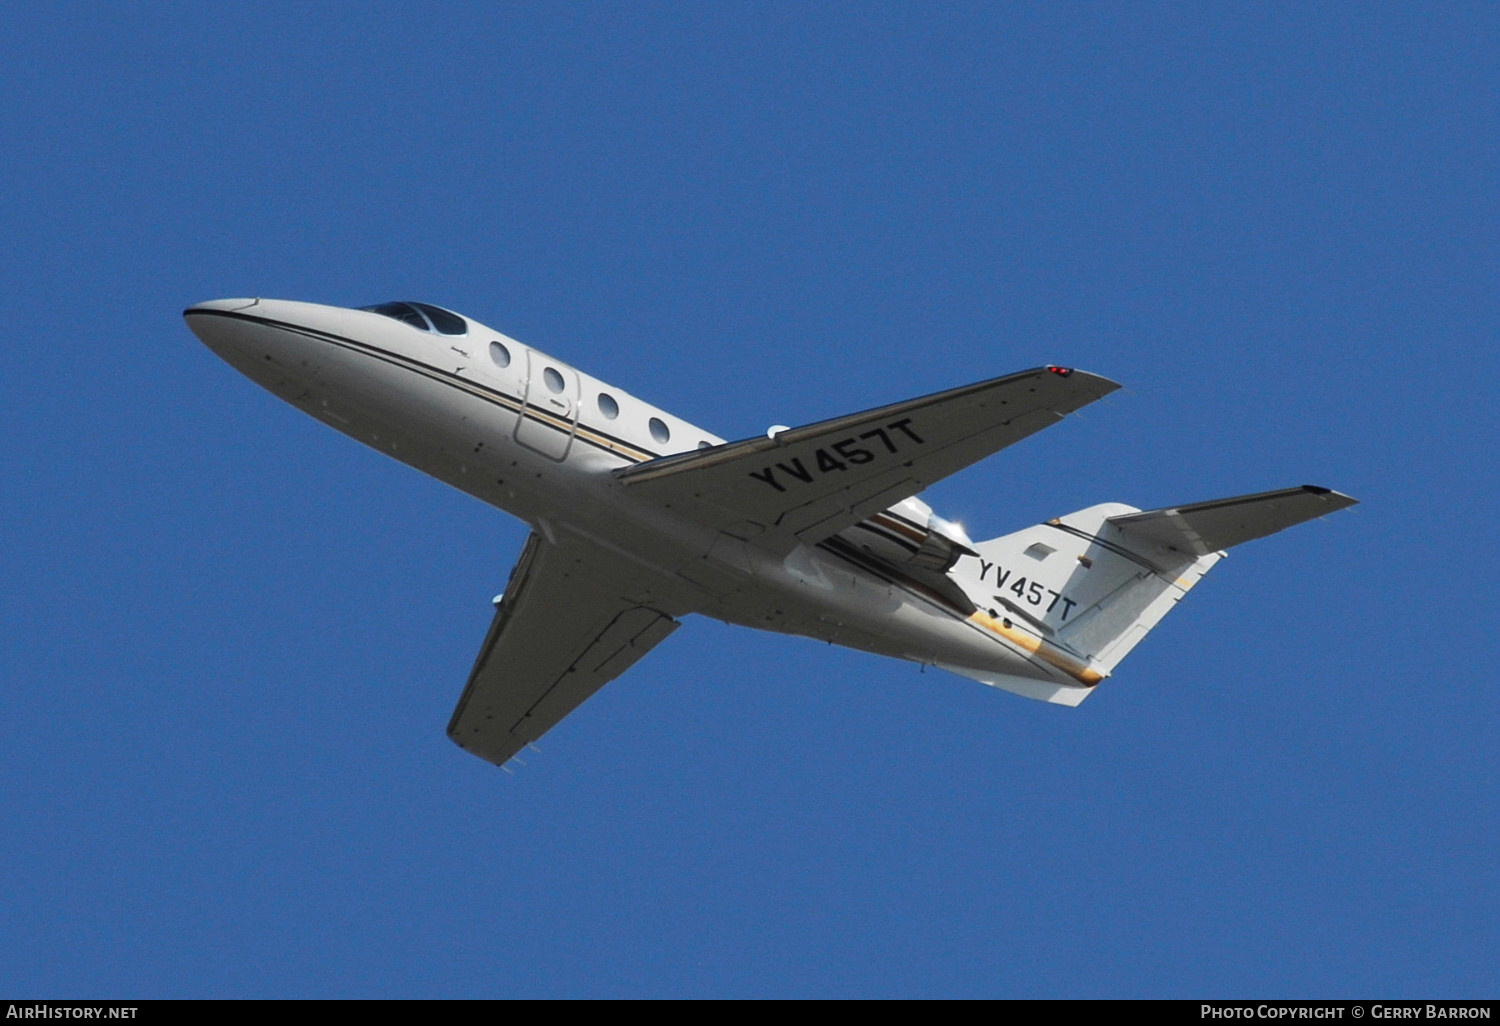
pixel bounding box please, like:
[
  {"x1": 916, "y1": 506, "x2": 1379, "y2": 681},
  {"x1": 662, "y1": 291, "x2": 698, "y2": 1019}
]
[{"x1": 188, "y1": 298, "x2": 1078, "y2": 691}]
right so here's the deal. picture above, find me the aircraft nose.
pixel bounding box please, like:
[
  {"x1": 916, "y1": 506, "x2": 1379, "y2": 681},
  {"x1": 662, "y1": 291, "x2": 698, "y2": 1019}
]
[
  {"x1": 184, "y1": 297, "x2": 321, "y2": 395},
  {"x1": 184, "y1": 298, "x2": 259, "y2": 355}
]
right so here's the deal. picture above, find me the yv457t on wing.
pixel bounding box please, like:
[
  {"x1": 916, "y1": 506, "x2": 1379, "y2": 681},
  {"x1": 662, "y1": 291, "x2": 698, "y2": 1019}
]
[{"x1": 186, "y1": 298, "x2": 1357, "y2": 769}]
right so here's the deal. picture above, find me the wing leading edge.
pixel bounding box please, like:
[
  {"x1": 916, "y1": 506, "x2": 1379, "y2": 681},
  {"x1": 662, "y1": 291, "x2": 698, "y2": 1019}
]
[
  {"x1": 615, "y1": 367, "x2": 1119, "y2": 554},
  {"x1": 448, "y1": 533, "x2": 680, "y2": 767}
]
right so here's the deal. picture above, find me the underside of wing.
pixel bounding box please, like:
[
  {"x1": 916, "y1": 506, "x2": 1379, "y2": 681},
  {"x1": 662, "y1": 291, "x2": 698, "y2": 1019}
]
[
  {"x1": 447, "y1": 533, "x2": 680, "y2": 768},
  {"x1": 615, "y1": 367, "x2": 1118, "y2": 553}
]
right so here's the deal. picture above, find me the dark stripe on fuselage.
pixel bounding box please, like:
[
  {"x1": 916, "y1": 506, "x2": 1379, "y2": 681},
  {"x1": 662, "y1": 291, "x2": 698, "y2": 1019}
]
[{"x1": 187, "y1": 308, "x2": 664, "y2": 464}]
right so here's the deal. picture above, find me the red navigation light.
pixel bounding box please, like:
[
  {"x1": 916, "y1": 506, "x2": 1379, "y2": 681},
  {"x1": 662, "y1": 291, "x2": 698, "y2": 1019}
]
[{"x1": 1047, "y1": 366, "x2": 1074, "y2": 377}]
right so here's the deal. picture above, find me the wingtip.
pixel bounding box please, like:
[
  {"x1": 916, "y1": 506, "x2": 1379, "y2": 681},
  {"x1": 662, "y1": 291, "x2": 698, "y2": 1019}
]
[
  {"x1": 1302, "y1": 485, "x2": 1360, "y2": 509},
  {"x1": 1032, "y1": 365, "x2": 1120, "y2": 390},
  {"x1": 1078, "y1": 371, "x2": 1124, "y2": 397}
]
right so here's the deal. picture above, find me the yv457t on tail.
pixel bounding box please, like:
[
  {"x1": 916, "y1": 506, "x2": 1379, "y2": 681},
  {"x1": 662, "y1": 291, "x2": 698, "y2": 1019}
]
[{"x1": 186, "y1": 298, "x2": 1358, "y2": 769}]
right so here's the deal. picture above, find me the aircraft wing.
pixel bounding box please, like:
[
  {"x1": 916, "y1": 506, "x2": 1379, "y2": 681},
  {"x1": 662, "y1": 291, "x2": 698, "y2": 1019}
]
[
  {"x1": 615, "y1": 367, "x2": 1119, "y2": 552},
  {"x1": 447, "y1": 532, "x2": 680, "y2": 767}
]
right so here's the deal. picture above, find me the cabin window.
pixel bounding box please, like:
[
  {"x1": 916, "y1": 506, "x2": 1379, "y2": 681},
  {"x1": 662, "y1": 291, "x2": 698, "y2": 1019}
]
[
  {"x1": 543, "y1": 368, "x2": 565, "y2": 394},
  {"x1": 698, "y1": 441, "x2": 712, "y2": 449},
  {"x1": 649, "y1": 417, "x2": 670, "y2": 444},
  {"x1": 598, "y1": 394, "x2": 620, "y2": 419},
  {"x1": 489, "y1": 342, "x2": 511, "y2": 368}
]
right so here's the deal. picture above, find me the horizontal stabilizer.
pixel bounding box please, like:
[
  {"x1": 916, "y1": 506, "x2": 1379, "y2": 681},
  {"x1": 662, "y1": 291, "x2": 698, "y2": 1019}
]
[{"x1": 1107, "y1": 486, "x2": 1358, "y2": 557}]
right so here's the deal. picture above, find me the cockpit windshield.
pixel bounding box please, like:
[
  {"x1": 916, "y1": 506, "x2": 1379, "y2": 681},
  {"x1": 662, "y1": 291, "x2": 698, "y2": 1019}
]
[{"x1": 360, "y1": 301, "x2": 468, "y2": 336}]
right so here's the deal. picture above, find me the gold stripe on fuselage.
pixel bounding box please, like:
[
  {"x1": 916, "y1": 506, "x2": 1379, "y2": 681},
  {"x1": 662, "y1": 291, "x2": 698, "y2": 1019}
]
[{"x1": 968, "y1": 610, "x2": 1104, "y2": 686}]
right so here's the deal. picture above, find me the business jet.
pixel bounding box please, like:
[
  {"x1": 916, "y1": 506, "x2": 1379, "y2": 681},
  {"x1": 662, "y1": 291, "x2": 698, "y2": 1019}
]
[{"x1": 186, "y1": 298, "x2": 1356, "y2": 769}]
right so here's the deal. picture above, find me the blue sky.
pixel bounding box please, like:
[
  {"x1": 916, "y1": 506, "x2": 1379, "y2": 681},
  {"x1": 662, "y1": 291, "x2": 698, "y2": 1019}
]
[{"x1": 2, "y1": 2, "x2": 1495, "y2": 998}]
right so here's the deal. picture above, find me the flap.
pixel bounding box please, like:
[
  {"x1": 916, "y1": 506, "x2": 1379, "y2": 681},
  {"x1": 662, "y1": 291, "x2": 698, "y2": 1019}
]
[
  {"x1": 447, "y1": 533, "x2": 680, "y2": 767},
  {"x1": 615, "y1": 366, "x2": 1118, "y2": 554}
]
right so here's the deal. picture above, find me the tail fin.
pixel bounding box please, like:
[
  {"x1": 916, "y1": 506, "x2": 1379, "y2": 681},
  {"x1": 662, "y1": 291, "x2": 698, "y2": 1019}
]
[{"x1": 948, "y1": 486, "x2": 1357, "y2": 704}]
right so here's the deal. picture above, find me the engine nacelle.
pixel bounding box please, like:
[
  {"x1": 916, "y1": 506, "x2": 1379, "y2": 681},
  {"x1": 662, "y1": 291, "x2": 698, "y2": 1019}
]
[{"x1": 849, "y1": 500, "x2": 977, "y2": 574}]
